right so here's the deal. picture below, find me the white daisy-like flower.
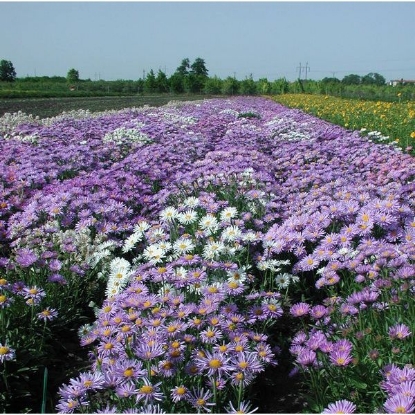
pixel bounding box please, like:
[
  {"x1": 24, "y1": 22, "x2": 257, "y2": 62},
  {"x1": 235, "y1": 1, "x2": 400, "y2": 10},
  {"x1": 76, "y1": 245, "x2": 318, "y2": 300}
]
[
  {"x1": 219, "y1": 207, "x2": 238, "y2": 222},
  {"x1": 183, "y1": 197, "x2": 200, "y2": 208},
  {"x1": 242, "y1": 231, "x2": 259, "y2": 243},
  {"x1": 175, "y1": 266, "x2": 188, "y2": 280},
  {"x1": 122, "y1": 232, "x2": 143, "y2": 253},
  {"x1": 143, "y1": 244, "x2": 166, "y2": 264},
  {"x1": 275, "y1": 273, "x2": 291, "y2": 289},
  {"x1": 159, "y1": 206, "x2": 179, "y2": 222},
  {"x1": 202, "y1": 240, "x2": 225, "y2": 260},
  {"x1": 221, "y1": 225, "x2": 242, "y2": 242},
  {"x1": 178, "y1": 209, "x2": 198, "y2": 225},
  {"x1": 227, "y1": 268, "x2": 247, "y2": 283},
  {"x1": 134, "y1": 220, "x2": 151, "y2": 234},
  {"x1": 173, "y1": 237, "x2": 195, "y2": 255},
  {"x1": 199, "y1": 214, "x2": 219, "y2": 234},
  {"x1": 105, "y1": 258, "x2": 132, "y2": 297}
]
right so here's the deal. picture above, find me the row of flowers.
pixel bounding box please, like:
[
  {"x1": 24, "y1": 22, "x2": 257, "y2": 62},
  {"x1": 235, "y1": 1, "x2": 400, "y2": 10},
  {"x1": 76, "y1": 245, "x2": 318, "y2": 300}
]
[{"x1": 0, "y1": 96, "x2": 414, "y2": 413}]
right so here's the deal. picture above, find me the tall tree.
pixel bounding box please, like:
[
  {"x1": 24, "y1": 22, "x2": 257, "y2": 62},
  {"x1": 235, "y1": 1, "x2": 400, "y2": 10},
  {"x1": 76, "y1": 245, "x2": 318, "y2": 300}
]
[
  {"x1": 176, "y1": 58, "x2": 190, "y2": 76},
  {"x1": 155, "y1": 69, "x2": 169, "y2": 93},
  {"x1": 0, "y1": 60, "x2": 16, "y2": 82},
  {"x1": 190, "y1": 57, "x2": 208, "y2": 77},
  {"x1": 67, "y1": 68, "x2": 80, "y2": 83},
  {"x1": 144, "y1": 69, "x2": 157, "y2": 93},
  {"x1": 361, "y1": 72, "x2": 386, "y2": 86},
  {"x1": 342, "y1": 74, "x2": 361, "y2": 85}
]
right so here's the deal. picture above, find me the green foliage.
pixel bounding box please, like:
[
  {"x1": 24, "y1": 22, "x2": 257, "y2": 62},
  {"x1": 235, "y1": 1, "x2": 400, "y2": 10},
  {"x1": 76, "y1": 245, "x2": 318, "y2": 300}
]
[
  {"x1": 0, "y1": 60, "x2": 16, "y2": 82},
  {"x1": 342, "y1": 73, "x2": 361, "y2": 85},
  {"x1": 361, "y1": 72, "x2": 386, "y2": 86},
  {"x1": 155, "y1": 70, "x2": 169, "y2": 93},
  {"x1": 66, "y1": 68, "x2": 79, "y2": 84},
  {"x1": 240, "y1": 74, "x2": 257, "y2": 95},
  {"x1": 144, "y1": 69, "x2": 157, "y2": 93},
  {"x1": 176, "y1": 58, "x2": 191, "y2": 76},
  {"x1": 203, "y1": 76, "x2": 223, "y2": 95},
  {"x1": 190, "y1": 57, "x2": 208, "y2": 78},
  {"x1": 221, "y1": 76, "x2": 240, "y2": 95}
]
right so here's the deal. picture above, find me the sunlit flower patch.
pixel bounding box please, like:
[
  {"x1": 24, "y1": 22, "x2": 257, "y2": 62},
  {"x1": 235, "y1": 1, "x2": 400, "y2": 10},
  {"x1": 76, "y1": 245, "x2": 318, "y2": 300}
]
[{"x1": 0, "y1": 96, "x2": 414, "y2": 413}]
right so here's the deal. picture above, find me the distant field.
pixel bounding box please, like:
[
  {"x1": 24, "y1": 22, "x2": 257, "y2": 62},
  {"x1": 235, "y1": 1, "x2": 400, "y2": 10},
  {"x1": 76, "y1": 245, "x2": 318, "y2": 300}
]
[{"x1": 0, "y1": 94, "x2": 214, "y2": 118}]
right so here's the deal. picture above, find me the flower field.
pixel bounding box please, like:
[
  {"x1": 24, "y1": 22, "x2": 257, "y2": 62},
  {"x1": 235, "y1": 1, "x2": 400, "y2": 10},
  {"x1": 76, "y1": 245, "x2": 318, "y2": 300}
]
[
  {"x1": 272, "y1": 94, "x2": 415, "y2": 155},
  {"x1": 0, "y1": 97, "x2": 414, "y2": 413}
]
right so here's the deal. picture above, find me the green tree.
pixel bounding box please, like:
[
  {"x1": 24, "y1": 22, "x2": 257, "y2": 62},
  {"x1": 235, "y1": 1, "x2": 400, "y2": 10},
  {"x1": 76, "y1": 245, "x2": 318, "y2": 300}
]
[
  {"x1": 169, "y1": 73, "x2": 185, "y2": 93},
  {"x1": 361, "y1": 72, "x2": 386, "y2": 86},
  {"x1": 342, "y1": 74, "x2": 361, "y2": 85},
  {"x1": 204, "y1": 76, "x2": 223, "y2": 95},
  {"x1": 67, "y1": 68, "x2": 79, "y2": 83},
  {"x1": 176, "y1": 58, "x2": 190, "y2": 76},
  {"x1": 155, "y1": 70, "x2": 169, "y2": 93},
  {"x1": 222, "y1": 76, "x2": 240, "y2": 95},
  {"x1": 0, "y1": 60, "x2": 16, "y2": 82},
  {"x1": 190, "y1": 57, "x2": 208, "y2": 77},
  {"x1": 240, "y1": 74, "x2": 257, "y2": 95},
  {"x1": 257, "y1": 78, "x2": 272, "y2": 94},
  {"x1": 144, "y1": 69, "x2": 157, "y2": 93},
  {"x1": 271, "y1": 78, "x2": 290, "y2": 94}
]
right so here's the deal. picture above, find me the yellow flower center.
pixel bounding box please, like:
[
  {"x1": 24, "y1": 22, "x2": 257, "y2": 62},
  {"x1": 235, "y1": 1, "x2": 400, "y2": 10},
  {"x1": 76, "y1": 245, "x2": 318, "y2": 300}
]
[
  {"x1": 209, "y1": 359, "x2": 222, "y2": 369},
  {"x1": 123, "y1": 368, "x2": 134, "y2": 377},
  {"x1": 140, "y1": 385, "x2": 154, "y2": 394},
  {"x1": 0, "y1": 346, "x2": 9, "y2": 355}
]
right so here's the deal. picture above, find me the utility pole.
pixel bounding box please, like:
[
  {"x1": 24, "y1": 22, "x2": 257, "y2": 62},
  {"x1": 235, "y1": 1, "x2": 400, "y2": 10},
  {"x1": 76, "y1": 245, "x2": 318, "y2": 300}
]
[
  {"x1": 296, "y1": 62, "x2": 302, "y2": 79},
  {"x1": 143, "y1": 69, "x2": 146, "y2": 80},
  {"x1": 304, "y1": 62, "x2": 310, "y2": 80}
]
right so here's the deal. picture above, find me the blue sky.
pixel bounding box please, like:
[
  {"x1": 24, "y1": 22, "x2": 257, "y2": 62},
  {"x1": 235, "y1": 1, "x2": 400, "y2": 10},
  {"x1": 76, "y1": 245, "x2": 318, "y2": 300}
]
[{"x1": 1, "y1": 1, "x2": 415, "y2": 82}]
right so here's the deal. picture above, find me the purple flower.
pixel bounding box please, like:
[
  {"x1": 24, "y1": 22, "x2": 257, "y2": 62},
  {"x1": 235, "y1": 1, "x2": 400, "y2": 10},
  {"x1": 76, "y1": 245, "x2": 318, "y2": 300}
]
[
  {"x1": 15, "y1": 248, "x2": 38, "y2": 267},
  {"x1": 37, "y1": 307, "x2": 58, "y2": 322},
  {"x1": 135, "y1": 379, "x2": 164, "y2": 403},
  {"x1": 290, "y1": 302, "x2": 311, "y2": 317},
  {"x1": 195, "y1": 349, "x2": 232, "y2": 377},
  {"x1": 329, "y1": 349, "x2": 353, "y2": 367},
  {"x1": 170, "y1": 385, "x2": 190, "y2": 403},
  {"x1": 322, "y1": 399, "x2": 356, "y2": 413},
  {"x1": 389, "y1": 323, "x2": 412, "y2": 340},
  {"x1": 383, "y1": 394, "x2": 415, "y2": 414},
  {"x1": 0, "y1": 343, "x2": 15, "y2": 363},
  {"x1": 187, "y1": 387, "x2": 216, "y2": 413},
  {"x1": 226, "y1": 400, "x2": 258, "y2": 413}
]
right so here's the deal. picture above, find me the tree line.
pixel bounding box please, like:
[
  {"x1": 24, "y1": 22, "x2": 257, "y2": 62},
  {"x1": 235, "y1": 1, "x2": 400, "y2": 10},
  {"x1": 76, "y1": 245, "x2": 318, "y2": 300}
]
[{"x1": 1, "y1": 58, "x2": 414, "y2": 102}]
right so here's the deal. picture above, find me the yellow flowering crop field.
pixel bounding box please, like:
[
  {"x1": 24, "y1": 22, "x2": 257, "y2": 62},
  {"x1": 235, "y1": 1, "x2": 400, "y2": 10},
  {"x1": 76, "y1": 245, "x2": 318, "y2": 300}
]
[{"x1": 272, "y1": 94, "x2": 415, "y2": 154}]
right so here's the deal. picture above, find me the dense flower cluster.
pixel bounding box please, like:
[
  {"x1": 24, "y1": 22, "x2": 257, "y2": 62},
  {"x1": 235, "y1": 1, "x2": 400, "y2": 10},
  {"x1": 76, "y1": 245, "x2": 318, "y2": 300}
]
[{"x1": 0, "y1": 96, "x2": 414, "y2": 413}]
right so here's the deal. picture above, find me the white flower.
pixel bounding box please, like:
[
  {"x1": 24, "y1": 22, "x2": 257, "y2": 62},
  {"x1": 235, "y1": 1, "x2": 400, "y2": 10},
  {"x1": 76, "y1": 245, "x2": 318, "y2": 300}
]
[
  {"x1": 220, "y1": 207, "x2": 238, "y2": 222},
  {"x1": 122, "y1": 232, "x2": 143, "y2": 253},
  {"x1": 202, "y1": 240, "x2": 225, "y2": 260},
  {"x1": 173, "y1": 237, "x2": 195, "y2": 255},
  {"x1": 105, "y1": 258, "x2": 132, "y2": 297},
  {"x1": 227, "y1": 268, "x2": 247, "y2": 283},
  {"x1": 175, "y1": 267, "x2": 188, "y2": 280},
  {"x1": 199, "y1": 214, "x2": 219, "y2": 234},
  {"x1": 178, "y1": 209, "x2": 198, "y2": 225},
  {"x1": 221, "y1": 225, "x2": 242, "y2": 242},
  {"x1": 134, "y1": 220, "x2": 151, "y2": 233},
  {"x1": 159, "y1": 206, "x2": 179, "y2": 222},
  {"x1": 242, "y1": 231, "x2": 259, "y2": 243},
  {"x1": 183, "y1": 197, "x2": 200, "y2": 208},
  {"x1": 143, "y1": 244, "x2": 166, "y2": 264},
  {"x1": 275, "y1": 273, "x2": 291, "y2": 289}
]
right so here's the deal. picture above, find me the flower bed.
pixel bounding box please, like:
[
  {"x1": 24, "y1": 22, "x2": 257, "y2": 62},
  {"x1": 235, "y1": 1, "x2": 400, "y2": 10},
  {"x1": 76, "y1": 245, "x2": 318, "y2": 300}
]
[{"x1": 0, "y1": 97, "x2": 414, "y2": 413}]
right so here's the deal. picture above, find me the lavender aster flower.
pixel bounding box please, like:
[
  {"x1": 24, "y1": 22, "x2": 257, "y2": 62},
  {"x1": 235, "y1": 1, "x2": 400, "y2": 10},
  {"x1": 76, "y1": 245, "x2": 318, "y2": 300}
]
[
  {"x1": 0, "y1": 343, "x2": 15, "y2": 363},
  {"x1": 322, "y1": 399, "x2": 356, "y2": 413}
]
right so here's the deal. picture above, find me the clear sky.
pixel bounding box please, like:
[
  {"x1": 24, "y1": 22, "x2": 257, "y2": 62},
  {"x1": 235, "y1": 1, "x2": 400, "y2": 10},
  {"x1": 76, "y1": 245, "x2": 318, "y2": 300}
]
[{"x1": 1, "y1": 1, "x2": 415, "y2": 82}]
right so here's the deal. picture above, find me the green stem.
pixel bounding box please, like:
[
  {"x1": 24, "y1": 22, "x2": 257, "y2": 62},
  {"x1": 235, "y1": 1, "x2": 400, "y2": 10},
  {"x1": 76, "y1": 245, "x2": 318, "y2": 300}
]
[{"x1": 41, "y1": 366, "x2": 48, "y2": 413}]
